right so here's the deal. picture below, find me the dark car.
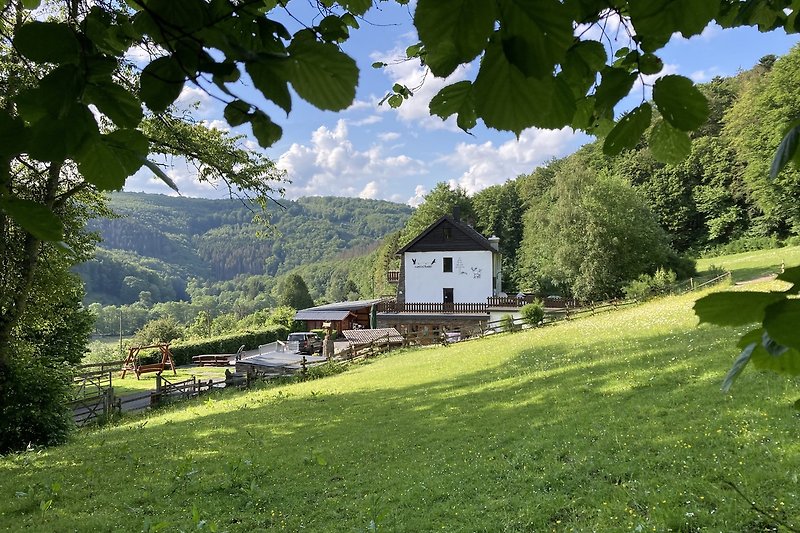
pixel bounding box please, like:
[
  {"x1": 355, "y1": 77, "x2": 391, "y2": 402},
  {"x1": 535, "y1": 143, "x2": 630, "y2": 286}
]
[{"x1": 287, "y1": 332, "x2": 323, "y2": 354}]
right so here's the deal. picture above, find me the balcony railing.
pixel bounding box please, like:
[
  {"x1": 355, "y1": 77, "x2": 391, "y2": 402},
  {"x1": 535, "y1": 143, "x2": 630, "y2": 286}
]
[
  {"x1": 376, "y1": 301, "x2": 488, "y2": 314},
  {"x1": 387, "y1": 270, "x2": 400, "y2": 283}
]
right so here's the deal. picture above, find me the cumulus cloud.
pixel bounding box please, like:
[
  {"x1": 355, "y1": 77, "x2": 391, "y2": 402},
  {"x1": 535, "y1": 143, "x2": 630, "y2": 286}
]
[
  {"x1": 359, "y1": 181, "x2": 380, "y2": 199},
  {"x1": 407, "y1": 185, "x2": 427, "y2": 207},
  {"x1": 277, "y1": 119, "x2": 426, "y2": 198},
  {"x1": 442, "y1": 128, "x2": 585, "y2": 194},
  {"x1": 176, "y1": 85, "x2": 215, "y2": 116}
]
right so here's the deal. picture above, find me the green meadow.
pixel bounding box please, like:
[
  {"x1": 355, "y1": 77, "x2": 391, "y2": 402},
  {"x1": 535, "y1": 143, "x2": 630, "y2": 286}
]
[{"x1": 0, "y1": 250, "x2": 798, "y2": 532}]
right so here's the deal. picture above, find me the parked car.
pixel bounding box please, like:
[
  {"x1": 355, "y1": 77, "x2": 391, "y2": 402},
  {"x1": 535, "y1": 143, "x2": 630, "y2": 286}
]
[{"x1": 287, "y1": 332, "x2": 323, "y2": 354}]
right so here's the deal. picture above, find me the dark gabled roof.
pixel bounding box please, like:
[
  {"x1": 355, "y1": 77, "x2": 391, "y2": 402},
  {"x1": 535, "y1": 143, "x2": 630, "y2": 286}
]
[
  {"x1": 294, "y1": 310, "x2": 355, "y2": 321},
  {"x1": 396, "y1": 215, "x2": 496, "y2": 254}
]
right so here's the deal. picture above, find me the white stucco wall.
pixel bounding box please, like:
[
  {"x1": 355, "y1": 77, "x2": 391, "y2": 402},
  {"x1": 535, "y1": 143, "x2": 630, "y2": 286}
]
[{"x1": 404, "y1": 250, "x2": 495, "y2": 303}]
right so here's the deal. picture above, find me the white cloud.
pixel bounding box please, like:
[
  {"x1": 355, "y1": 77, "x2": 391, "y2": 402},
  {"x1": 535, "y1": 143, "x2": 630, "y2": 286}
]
[
  {"x1": 359, "y1": 181, "x2": 380, "y2": 199},
  {"x1": 378, "y1": 132, "x2": 402, "y2": 142},
  {"x1": 407, "y1": 185, "x2": 427, "y2": 207},
  {"x1": 689, "y1": 67, "x2": 722, "y2": 83},
  {"x1": 277, "y1": 119, "x2": 426, "y2": 198},
  {"x1": 350, "y1": 115, "x2": 383, "y2": 126},
  {"x1": 176, "y1": 85, "x2": 215, "y2": 116},
  {"x1": 672, "y1": 23, "x2": 721, "y2": 43},
  {"x1": 201, "y1": 119, "x2": 230, "y2": 132},
  {"x1": 442, "y1": 128, "x2": 585, "y2": 194}
]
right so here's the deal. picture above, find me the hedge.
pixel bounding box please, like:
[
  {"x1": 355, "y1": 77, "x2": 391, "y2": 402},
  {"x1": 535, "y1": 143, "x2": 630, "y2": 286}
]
[{"x1": 141, "y1": 325, "x2": 289, "y2": 366}]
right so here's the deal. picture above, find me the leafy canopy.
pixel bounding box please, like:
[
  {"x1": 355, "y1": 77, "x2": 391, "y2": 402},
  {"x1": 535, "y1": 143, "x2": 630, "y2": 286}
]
[{"x1": 4, "y1": 0, "x2": 800, "y2": 242}]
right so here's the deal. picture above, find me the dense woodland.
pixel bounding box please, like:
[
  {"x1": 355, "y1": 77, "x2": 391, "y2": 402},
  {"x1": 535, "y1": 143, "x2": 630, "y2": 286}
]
[
  {"x1": 77, "y1": 194, "x2": 413, "y2": 304},
  {"x1": 82, "y1": 48, "x2": 800, "y2": 338}
]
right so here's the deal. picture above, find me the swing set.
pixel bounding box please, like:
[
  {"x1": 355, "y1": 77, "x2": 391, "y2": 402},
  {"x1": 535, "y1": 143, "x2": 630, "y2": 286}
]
[{"x1": 120, "y1": 343, "x2": 177, "y2": 379}]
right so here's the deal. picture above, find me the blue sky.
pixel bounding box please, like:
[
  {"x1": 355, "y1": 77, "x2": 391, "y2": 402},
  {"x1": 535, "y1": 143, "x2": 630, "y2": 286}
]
[{"x1": 124, "y1": 5, "x2": 800, "y2": 206}]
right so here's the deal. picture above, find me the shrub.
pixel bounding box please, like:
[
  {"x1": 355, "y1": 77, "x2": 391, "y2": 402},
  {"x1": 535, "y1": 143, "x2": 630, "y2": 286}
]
[
  {"x1": 167, "y1": 325, "x2": 288, "y2": 365},
  {"x1": 132, "y1": 316, "x2": 184, "y2": 346},
  {"x1": 500, "y1": 314, "x2": 515, "y2": 333},
  {"x1": 0, "y1": 353, "x2": 74, "y2": 453},
  {"x1": 623, "y1": 268, "x2": 677, "y2": 301},
  {"x1": 520, "y1": 302, "x2": 544, "y2": 326}
]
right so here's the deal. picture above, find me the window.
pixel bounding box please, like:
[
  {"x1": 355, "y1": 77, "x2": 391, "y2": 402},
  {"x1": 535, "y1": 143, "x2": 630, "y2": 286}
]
[
  {"x1": 443, "y1": 227, "x2": 452, "y2": 240},
  {"x1": 443, "y1": 257, "x2": 453, "y2": 272}
]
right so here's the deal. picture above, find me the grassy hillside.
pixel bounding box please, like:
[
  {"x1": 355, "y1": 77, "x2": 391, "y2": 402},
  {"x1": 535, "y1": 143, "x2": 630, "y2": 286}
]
[
  {"x1": 1, "y1": 275, "x2": 798, "y2": 530},
  {"x1": 697, "y1": 245, "x2": 800, "y2": 282}
]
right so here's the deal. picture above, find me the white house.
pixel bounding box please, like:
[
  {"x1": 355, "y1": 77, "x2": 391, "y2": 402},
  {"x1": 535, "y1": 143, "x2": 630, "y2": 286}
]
[{"x1": 395, "y1": 214, "x2": 502, "y2": 306}]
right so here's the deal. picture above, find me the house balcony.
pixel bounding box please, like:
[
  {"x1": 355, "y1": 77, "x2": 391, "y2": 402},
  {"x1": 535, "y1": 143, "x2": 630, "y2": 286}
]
[
  {"x1": 386, "y1": 270, "x2": 400, "y2": 284},
  {"x1": 376, "y1": 295, "x2": 575, "y2": 315},
  {"x1": 376, "y1": 301, "x2": 488, "y2": 314}
]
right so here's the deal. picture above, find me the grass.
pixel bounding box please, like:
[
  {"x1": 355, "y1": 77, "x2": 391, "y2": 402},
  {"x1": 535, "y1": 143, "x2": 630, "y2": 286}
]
[
  {"x1": 697, "y1": 244, "x2": 800, "y2": 282},
  {"x1": 112, "y1": 366, "x2": 229, "y2": 396},
  {"x1": 1, "y1": 282, "x2": 798, "y2": 531}
]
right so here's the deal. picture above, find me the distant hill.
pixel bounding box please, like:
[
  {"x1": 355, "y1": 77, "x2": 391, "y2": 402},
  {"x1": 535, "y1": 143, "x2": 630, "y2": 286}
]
[{"x1": 76, "y1": 192, "x2": 413, "y2": 305}]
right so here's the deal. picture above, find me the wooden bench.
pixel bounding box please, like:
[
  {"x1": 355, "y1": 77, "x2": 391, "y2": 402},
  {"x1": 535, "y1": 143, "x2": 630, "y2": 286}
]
[{"x1": 192, "y1": 355, "x2": 232, "y2": 366}]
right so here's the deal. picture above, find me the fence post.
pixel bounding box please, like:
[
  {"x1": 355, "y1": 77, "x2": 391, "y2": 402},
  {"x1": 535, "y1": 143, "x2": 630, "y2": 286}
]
[{"x1": 301, "y1": 355, "x2": 307, "y2": 376}]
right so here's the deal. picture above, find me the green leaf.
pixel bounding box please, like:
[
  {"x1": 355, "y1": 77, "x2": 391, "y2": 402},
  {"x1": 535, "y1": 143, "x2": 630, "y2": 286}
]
[
  {"x1": 594, "y1": 67, "x2": 637, "y2": 117},
  {"x1": 74, "y1": 130, "x2": 145, "y2": 190},
  {"x1": 250, "y1": 112, "x2": 282, "y2": 148},
  {"x1": 561, "y1": 41, "x2": 607, "y2": 97},
  {"x1": 140, "y1": 56, "x2": 186, "y2": 114},
  {"x1": 340, "y1": 0, "x2": 370, "y2": 16},
  {"x1": 474, "y1": 41, "x2": 573, "y2": 133},
  {"x1": 224, "y1": 100, "x2": 251, "y2": 127},
  {"x1": 649, "y1": 119, "x2": 691, "y2": 164},
  {"x1": 603, "y1": 103, "x2": 652, "y2": 156},
  {"x1": 415, "y1": 0, "x2": 496, "y2": 77},
  {"x1": 29, "y1": 104, "x2": 97, "y2": 162},
  {"x1": 285, "y1": 37, "x2": 357, "y2": 111},
  {"x1": 653, "y1": 75, "x2": 709, "y2": 131},
  {"x1": 638, "y1": 53, "x2": 664, "y2": 75},
  {"x1": 246, "y1": 59, "x2": 292, "y2": 114},
  {"x1": 429, "y1": 81, "x2": 477, "y2": 132},
  {"x1": 14, "y1": 22, "x2": 80, "y2": 64},
  {"x1": 498, "y1": 0, "x2": 574, "y2": 79},
  {"x1": 105, "y1": 129, "x2": 148, "y2": 175},
  {"x1": 84, "y1": 82, "x2": 143, "y2": 129},
  {"x1": 764, "y1": 298, "x2": 800, "y2": 351},
  {"x1": 769, "y1": 120, "x2": 800, "y2": 178},
  {"x1": 317, "y1": 15, "x2": 349, "y2": 42},
  {"x1": 694, "y1": 291, "x2": 784, "y2": 326},
  {"x1": 0, "y1": 197, "x2": 63, "y2": 241},
  {"x1": 0, "y1": 111, "x2": 27, "y2": 159},
  {"x1": 721, "y1": 342, "x2": 754, "y2": 393},
  {"x1": 628, "y1": 0, "x2": 719, "y2": 52}
]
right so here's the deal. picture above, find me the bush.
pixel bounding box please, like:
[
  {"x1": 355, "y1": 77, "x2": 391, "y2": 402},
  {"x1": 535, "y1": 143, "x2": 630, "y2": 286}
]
[
  {"x1": 704, "y1": 235, "x2": 783, "y2": 256},
  {"x1": 500, "y1": 314, "x2": 515, "y2": 333},
  {"x1": 623, "y1": 267, "x2": 677, "y2": 301},
  {"x1": 167, "y1": 324, "x2": 288, "y2": 366},
  {"x1": 520, "y1": 302, "x2": 544, "y2": 326},
  {"x1": 0, "y1": 354, "x2": 74, "y2": 453}
]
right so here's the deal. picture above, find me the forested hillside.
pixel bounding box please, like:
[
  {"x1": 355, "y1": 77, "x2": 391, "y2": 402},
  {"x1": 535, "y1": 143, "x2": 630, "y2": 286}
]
[{"x1": 76, "y1": 193, "x2": 412, "y2": 305}]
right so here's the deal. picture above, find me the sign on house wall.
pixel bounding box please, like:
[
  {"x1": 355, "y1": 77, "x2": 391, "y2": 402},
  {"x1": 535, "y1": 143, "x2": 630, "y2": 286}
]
[{"x1": 404, "y1": 250, "x2": 494, "y2": 303}]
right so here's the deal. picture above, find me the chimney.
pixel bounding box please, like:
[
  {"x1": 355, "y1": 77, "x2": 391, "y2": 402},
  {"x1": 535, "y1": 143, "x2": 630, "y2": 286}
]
[
  {"x1": 452, "y1": 206, "x2": 461, "y2": 221},
  {"x1": 488, "y1": 235, "x2": 500, "y2": 251}
]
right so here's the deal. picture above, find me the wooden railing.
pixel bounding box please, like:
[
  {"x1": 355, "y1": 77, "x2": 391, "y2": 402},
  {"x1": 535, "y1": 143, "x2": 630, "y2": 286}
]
[
  {"x1": 376, "y1": 301, "x2": 488, "y2": 313},
  {"x1": 486, "y1": 295, "x2": 536, "y2": 307},
  {"x1": 387, "y1": 270, "x2": 400, "y2": 283}
]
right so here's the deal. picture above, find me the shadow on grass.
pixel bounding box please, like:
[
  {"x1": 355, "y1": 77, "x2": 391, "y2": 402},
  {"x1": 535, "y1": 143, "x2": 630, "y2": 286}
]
[{"x1": 2, "y1": 325, "x2": 798, "y2": 532}]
